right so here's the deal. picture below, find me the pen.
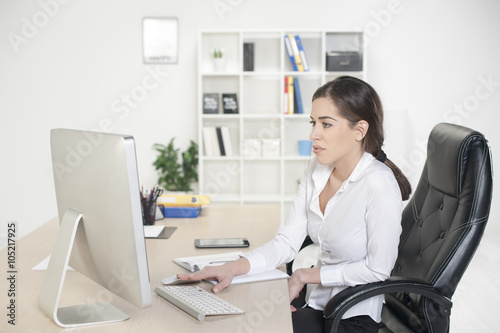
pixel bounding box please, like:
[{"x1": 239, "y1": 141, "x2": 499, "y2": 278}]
[{"x1": 140, "y1": 186, "x2": 164, "y2": 225}]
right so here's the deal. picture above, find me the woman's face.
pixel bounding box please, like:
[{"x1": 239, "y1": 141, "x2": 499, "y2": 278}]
[{"x1": 309, "y1": 97, "x2": 363, "y2": 166}]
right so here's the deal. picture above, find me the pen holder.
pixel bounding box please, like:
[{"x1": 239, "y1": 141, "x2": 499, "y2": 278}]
[{"x1": 141, "y1": 198, "x2": 157, "y2": 225}]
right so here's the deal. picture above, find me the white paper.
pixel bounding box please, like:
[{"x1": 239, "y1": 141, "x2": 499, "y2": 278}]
[
  {"x1": 144, "y1": 225, "x2": 165, "y2": 238},
  {"x1": 172, "y1": 252, "x2": 289, "y2": 285},
  {"x1": 173, "y1": 252, "x2": 244, "y2": 272},
  {"x1": 206, "y1": 268, "x2": 289, "y2": 286}
]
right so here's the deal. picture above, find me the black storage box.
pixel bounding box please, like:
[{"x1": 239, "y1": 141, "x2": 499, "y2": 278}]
[
  {"x1": 326, "y1": 52, "x2": 362, "y2": 71},
  {"x1": 243, "y1": 42, "x2": 254, "y2": 71}
]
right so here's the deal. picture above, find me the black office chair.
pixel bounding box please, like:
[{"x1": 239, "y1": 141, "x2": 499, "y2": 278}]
[{"x1": 323, "y1": 123, "x2": 493, "y2": 332}]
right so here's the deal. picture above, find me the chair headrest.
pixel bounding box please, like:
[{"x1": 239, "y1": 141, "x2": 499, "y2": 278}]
[{"x1": 426, "y1": 123, "x2": 484, "y2": 197}]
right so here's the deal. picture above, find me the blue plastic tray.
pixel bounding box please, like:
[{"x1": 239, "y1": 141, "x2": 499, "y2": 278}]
[{"x1": 161, "y1": 206, "x2": 202, "y2": 218}]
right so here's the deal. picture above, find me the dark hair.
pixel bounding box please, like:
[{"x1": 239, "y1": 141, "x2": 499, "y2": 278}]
[{"x1": 312, "y1": 76, "x2": 411, "y2": 200}]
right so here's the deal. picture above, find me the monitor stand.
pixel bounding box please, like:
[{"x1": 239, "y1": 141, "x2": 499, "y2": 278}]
[
  {"x1": 38, "y1": 209, "x2": 129, "y2": 327},
  {"x1": 145, "y1": 226, "x2": 177, "y2": 239}
]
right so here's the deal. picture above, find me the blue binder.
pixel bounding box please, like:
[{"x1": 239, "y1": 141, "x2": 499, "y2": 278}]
[
  {"x1": 284, "y1": 35, "x2": 298, "y2": 71},
  {"x1": 294, "y1": 35, "x2": 309, "y2": 72},
  {"x1": 293, "y1": 77, "x2": 304, "y2": 114}
]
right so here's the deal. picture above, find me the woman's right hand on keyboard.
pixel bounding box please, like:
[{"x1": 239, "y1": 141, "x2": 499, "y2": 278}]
[{"x1": 177, "y1": 257, "x2": 251, "y2": 293}]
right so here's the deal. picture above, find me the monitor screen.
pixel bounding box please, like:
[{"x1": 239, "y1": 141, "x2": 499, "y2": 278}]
[{"x1": 38, "y1": 128, "x2": 152, "y2": 327}]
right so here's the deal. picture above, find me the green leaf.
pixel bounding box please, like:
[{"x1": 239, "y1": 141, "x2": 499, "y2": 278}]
[{"x1": 152, "y1": 138, "x2": 198, "y2": 192}]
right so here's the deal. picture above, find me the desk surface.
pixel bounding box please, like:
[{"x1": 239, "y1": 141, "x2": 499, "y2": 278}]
[{"x1": 0, "y1": 205, "x2": 293, "y2": 332}]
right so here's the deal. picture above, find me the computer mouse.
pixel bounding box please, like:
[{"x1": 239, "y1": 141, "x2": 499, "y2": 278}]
[{"x1": 162, "y1": 275, "x2": 200, "y2": 285}]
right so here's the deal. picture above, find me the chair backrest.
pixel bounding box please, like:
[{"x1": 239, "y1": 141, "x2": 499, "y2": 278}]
[{"x1": 388, "y1": 123, "x2": 493, "y2": 332}]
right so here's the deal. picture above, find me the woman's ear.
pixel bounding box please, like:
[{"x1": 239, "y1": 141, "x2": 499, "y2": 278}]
[{"x1": 355, "y1": 120, "x2": 369, "y2": 142}]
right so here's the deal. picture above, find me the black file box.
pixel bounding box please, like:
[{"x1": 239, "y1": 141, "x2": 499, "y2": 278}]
[{"x1": 325, "y1": 52, "x2": 362, "y2": 71}]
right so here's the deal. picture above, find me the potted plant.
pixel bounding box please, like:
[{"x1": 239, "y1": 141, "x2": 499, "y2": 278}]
[
  {"x1": 212, "y1": 48, "x2": 226, "y2": 72},
  {"x1": 153, "y1": 139, "x2": 198, "y2": 192}
]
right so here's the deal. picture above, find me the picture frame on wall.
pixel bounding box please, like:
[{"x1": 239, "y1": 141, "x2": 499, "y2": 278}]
[{"x1": 142, "y1": 17, "x2": 178, "y2": 64}]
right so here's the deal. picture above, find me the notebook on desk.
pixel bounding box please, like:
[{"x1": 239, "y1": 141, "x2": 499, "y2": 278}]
[
  {"x1": 174, "y1": 252, "x2": 243, "y2": 272},
  {"x1": 172, "y1": 252, "x2": 289, "y2": 285}
]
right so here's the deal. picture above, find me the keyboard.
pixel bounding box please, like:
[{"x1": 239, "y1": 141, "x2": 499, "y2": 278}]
[{"x1": 155, "y1": 285, "x2": 245, "y2": 321}]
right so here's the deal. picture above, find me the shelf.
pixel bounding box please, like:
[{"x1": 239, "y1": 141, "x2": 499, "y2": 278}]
[
  {"x1": 242, "y1": 72, "x2": 282, "y2": 77},
  {"x1": 242, "y1": 156, "x2": 281, "y2": 161},
  {"x1": 283, "y1": 195, "x2": 298, "y2": 202},
  {"x1": 242, "y1": 31, "x2": 282, "y2": 39},
  {"x1": 283, "y1": 71, "x2": 324, "y2": 76},
  {"x1": 209, "y1": 195, "x2": 242, "y2": 203},
  {"x1": 284, "y1": 156, "x2": 312, "y2": 161},
  {"x1": 242, "y1": 114, "x2": 282, "y2": 119},
  {"x1": 284, "y1": 114, "x2": 310, "y2": 119},
  {"x1": 198, "y1": 29, "x2": 366, "y2": 223},
  {"x1": 324, "y1": 71, "x2": 364, "y2": 75},
  {"x1": 201, "y1": 72, "x2": 241, "y2": 77},
  {"x1": 203, "y1": 156, "x2": 241, "y2": 161},
  {"x1": 202, "y1": 114, "x2": 240, "y2": 119}
]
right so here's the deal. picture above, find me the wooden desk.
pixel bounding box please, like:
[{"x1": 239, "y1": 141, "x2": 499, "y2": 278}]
[{"x1": 0, "y1": 205, "x2": 293, "y2": 332}]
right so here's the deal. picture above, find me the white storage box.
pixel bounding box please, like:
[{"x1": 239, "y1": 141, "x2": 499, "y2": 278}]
[
  {"x1": 262, "y1": 139, "x2": 280, "y2": 157},
  {"x1": 243, "y1": 138, "x2": 262, "y2": 158}
]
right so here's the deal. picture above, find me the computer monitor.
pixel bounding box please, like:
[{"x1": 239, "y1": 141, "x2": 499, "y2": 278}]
[{"x1": 38, "y1": 128, "x2": 152, "y2": 328}]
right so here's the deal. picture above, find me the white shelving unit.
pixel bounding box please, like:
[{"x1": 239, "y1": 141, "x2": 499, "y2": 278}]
[{"x1": 198, "y1": 30, "x2": 366, "y2": 222}]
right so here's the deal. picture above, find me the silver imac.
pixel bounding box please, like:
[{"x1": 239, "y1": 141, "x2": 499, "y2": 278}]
[{"x1": 38, "y1": 128, "x2": 152, "y2": 328}]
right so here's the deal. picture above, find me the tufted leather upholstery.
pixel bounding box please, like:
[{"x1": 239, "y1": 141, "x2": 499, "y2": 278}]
[{"x1": 323, "y1": 123, "x2": 493, "y2": 333}]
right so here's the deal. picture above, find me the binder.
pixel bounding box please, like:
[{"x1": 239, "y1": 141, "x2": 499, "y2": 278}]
[
  {"x1": 221, "y1": 127, "x2": 233, "y2": 156},
  {"x1": 283, "y1": 76, "x2": 289, "y2": 114},
  {"x1": 216, "y1": 127, "x2": 226, "y2": 156},
  {"x1": 203, "y1": 127, "x2": 220, "y2": 156},
  {"x1": 294, "y1": 35, "x2": 309, "y2": 71},
  {"x1": 158, "y1": 194, "x2": 210, "y2": 207},
  {"x1": 284, "y1": 35, "x2": 298, "y2": 71},
  {"x1": 288, "y1": 35, "x2": 304, "y2": 72},
  {"x1": 243, "y1": 42, "x2": 254, "y2": 71},
  {"x1": 203, "y1": 127, "x2": 214, "y2": 156},
  {"x1": 287, "y1": 76, "x2": 294, "y2": 114},
  {"x1": 293, "y1": 77, "x2": 304, "y2": 114}
]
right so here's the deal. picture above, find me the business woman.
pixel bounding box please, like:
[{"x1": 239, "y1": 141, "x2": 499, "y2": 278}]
[{"x1": 179, "y1": 76, "x2": 411, "y2": 333}]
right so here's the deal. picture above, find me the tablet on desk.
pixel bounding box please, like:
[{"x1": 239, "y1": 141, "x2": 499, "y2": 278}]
[{"x1": 194, "y1": 238, "x2": 250, "y2": 248}]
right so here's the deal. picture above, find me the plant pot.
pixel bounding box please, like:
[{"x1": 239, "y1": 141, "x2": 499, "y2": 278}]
[{"x1": 213, "y1": 58, "x2": 226, "y2": 72}]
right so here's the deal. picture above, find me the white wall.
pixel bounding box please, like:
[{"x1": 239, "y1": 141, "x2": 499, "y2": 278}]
[{"x1": 1, "y1": 0, "x2": 499, "y2": 243}]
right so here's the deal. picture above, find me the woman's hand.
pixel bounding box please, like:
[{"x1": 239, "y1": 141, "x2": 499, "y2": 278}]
[
  {"x1": 178, "y1": 265, "x2": 233, "y2": 293},
  {"x1": 177, "y1": 258, "x2": 250, "y2": 293},
  {"x1": 287, "y1": 268, "x2": 321, "y2": 312},
  {"x1": 288, "y1": 271, "x2": 306, "y2": 309}
]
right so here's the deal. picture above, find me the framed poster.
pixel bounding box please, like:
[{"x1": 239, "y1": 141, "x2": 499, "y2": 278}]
[
  {"x1": 222, "y1": 93, "x2": 239, "y2": 114},
  {"x1": 203, "y1": 93, "x2": 219, "y2": 114},
  {"x1": 142, "y1": 17, "x2": 178, "y2": 64}
]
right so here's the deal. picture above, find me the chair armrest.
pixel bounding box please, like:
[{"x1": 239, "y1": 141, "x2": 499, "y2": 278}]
[
  {"x1": 323, "y1": 276, "x2": 453, "y2": 333},
  {"x1": 286, "y1": 236, "x2": 313, "y2": 275}
]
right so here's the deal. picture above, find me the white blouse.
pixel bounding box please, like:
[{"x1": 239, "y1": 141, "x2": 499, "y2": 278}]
[{"x1": 242, "y1": 152, "x2": 403, "y2": 322}]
